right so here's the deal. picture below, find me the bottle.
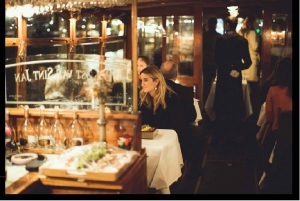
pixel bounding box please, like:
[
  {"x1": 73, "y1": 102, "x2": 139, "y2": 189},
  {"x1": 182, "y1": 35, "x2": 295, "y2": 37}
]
[
  {"x1": 68, "y1": 106, "x2": 84, "y2": 148},
  {"x1": 84, "y1": 126, "x2": 94, "y2": 145},
  {"x1": 5, "y1": 108, "x2": 15, "y2": 157},
  {"x1": 20, "y1": 105, "x2": 36, "y2": 149},
  {"x1": 38, "y1": 105, "x2": 51, "y2": 149},
  {"x1": 51, "y1": 106, "x2": 65, "y2": 151}
]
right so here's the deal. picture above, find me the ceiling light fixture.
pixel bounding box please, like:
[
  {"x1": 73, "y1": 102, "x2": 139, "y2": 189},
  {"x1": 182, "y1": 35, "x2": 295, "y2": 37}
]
[
  {"x1": 227, "y1": 6, "x2": 239, "y2": 17},
  {"x1": 5, "y1": 0, "x2": 129, "y2": 18}
]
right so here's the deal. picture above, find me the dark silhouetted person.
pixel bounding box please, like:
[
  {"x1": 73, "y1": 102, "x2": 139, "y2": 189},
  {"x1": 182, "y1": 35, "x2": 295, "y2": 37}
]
[
  {"x1": 153, "y1": 46, "x2": 162, "y2": 68},
  {"x1": 203, "y1": 17, "x2": 220, "y2": 106},
  {"x1": 161, "y1": 61, "x2": 202, "y2": 177},
  {"x1": 213, "y1": 16, "x2": 252, "y2": 153}
]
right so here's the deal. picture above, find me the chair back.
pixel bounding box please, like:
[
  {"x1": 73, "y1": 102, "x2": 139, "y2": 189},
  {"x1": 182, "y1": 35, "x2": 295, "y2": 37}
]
[{"x1": 266, "y1": 109, "x2": 293, "y2": 194}]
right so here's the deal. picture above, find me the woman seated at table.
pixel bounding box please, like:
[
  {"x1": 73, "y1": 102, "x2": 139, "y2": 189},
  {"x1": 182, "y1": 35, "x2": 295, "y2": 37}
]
[
  {"x1": 138, "y1": 65, "x2": 192, "y2": 160},
  {"x1": 139, "y1": 65, "x2": 183, "y2": 131},
  {"x1": 264, "y1": 57, "x2": 292, "y2": 164}
]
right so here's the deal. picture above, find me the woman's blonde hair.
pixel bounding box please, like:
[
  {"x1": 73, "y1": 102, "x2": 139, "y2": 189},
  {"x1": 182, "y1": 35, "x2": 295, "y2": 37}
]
[{"x1": 139, "y1": 65, "x2": 176, "y2": 114}]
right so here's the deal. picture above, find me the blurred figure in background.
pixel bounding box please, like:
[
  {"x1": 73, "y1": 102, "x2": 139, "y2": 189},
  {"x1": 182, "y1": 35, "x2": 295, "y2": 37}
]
[
  {"x1": 238, "y1": 16, "x2": 260, "y2": 83},
  {"x1": 213, "y1": 16, "x2": 252, "y2": 153},
  {"x1": 153, "y1": 46, "x2": 162, "y2": 68},
  {"x1": 238, "y1": 16, "x2": 261, "y2": 122},
  {"x1": 137, "y1": 55, "x2": 150, "y2": 78},
  {"x1": 161, "y1": 61, "x2": 202, "y2": 177},
  {"x1": 259, "y1": 57, "x2": 292, "y2": 106},
  {"x1": 202, "y1": 17, "x2": 220, "y2": 106},
  {"x1": 264, "y1": 57, "x2": 292, "y2": 159}
]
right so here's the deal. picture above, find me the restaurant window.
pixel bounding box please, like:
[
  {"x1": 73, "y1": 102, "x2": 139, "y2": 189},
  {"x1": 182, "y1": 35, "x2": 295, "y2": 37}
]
[
  {"x1": 27, "y1": 44, "x2": 68, "y2": 56},
  {"x1": 166, "y1": 16, "x2": 194, "y2": 77},
  {"x1": 76, "y1": 43, "x2": 101, "y2": 54},
  {"x1": 5, "y1": 47, "x2": 18, "y2": 60},
  {"x1": 5, "y1": 16, "x2": 18, "y2": 38},
  {"x1": 270, "y1": 13, "x2": 289, "y2": 73},
  {"x1": 105, "y1": 40, "x2": 124, "y2": 58},
  {"x1": 106, "y1": 19, "x2": 125, "y2": 37},
  {"x1": 137, "y1": 17, "x2": 163, "y2": 63},
  {"x1": 27, "y1": 13, "x2": 69, "y2": 38},
  {"x1": 76, "y1": 16, "x2": 100, "y2": 38}
]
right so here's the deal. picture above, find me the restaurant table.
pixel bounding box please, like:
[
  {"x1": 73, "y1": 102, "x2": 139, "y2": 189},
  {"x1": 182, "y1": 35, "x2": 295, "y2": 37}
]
[
  {"x1": 142, "y1": 129, "x2": 184, "y2": 194},
  {"x1": 204, "y1": 79, "x2": 253, "y2": 121}
]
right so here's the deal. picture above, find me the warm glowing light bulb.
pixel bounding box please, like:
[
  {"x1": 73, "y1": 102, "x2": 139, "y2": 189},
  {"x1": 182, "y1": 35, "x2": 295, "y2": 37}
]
[
  {"x1": 22, "y1": 4, "x2": 34, "y2": 18},
  {"x1": 6, "y1": 7, "x2": 15, "y2": 18}
]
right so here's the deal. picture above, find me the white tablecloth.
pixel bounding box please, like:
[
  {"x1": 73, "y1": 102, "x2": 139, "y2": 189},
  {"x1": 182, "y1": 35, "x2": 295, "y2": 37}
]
[
  {"x1": 257, "y1": 102, "x2": 266, "y2": 127},
  {"x1": 204, "y1": 79, "x2": 253, "y2": 121},
  {"x1": 193, "y1": 98, "x2": 202, "y2": 126},
  {"x1": 142, "y1": 129, "x2": 184, "y2": 194}
]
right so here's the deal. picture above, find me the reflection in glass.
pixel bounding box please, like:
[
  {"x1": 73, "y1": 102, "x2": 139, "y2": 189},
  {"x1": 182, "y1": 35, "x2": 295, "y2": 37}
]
[
  {"x1": 27, "y1": 13, "x2": 69, "y2": 38},
  {"x1": 105, "y1": 40, "x2": 124, "y2": 58},
  {"x1": 5, "y1": 47, "x2": 18, "y2": 60},
  {"x1": 5, "y1": 54, "x2": 132, "y2": 111},
  {"x1": 107, "y1": 19, "x2": 124, "y2": 36},
  {"x1": 166, "y1": 16, "x2": 194, "y2": 76},
  {"x1": 76, "y1": 16, "x2": 100, "y2": 37},
  {"x1": 27, "y1": 44, "x2": 67, "y2": 56},
  {"x1": 76, "y1": 43, "x2": 100, "y2": 54},
  {"x1": 5, "y1": 16, "x2": 18, "y2": 38},
  {"x1": 137, "y1": 17, "x2": 163, "y2": 63},
  {"x1": 270, "y1": 14, "x2": 288, "y2": 73}
]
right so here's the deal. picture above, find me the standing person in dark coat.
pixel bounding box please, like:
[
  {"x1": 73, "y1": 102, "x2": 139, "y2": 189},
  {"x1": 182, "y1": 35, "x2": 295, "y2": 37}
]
[
  {"x1": 203, "y1": 17, "x2": 221, "y2": 106},
  {"x1": 213, "y1": 16, "x2": 252, "y2": 152}
]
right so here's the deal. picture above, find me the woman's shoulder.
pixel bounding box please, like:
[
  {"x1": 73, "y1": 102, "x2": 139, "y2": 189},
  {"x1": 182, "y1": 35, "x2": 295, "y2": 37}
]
[{"x1": 269, "y1": 85, "x2": 289, "y2": 94}]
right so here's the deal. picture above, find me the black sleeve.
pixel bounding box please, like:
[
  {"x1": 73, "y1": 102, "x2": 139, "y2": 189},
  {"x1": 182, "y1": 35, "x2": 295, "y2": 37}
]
[{"x1": 240, "y1": 39, "x2": 252, "y2": 71}]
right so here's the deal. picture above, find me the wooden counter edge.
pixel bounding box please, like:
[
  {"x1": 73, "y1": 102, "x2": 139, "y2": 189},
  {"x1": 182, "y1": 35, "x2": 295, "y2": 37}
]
[{"x1": 5, "y1": 172, "x2": 40, "y2": 194}]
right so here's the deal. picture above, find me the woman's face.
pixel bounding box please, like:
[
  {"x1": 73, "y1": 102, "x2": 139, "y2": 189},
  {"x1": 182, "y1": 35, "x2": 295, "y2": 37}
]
[
  {"x1": 137, "y1": 58, "x2": 148, "y2": 77},
  {"x1": 140, "y1": 73, "x2": 159, "y2": 96}
]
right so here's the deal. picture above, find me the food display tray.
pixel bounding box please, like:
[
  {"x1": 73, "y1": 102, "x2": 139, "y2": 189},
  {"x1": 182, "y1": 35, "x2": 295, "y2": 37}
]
[{"x1": 39, "y1": 150, "x2": 139, "y2": 182}]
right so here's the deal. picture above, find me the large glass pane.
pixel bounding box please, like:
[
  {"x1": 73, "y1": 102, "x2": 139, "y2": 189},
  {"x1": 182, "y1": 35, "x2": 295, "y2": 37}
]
[
  {"x1": 137, "y1": 17, "x2": 163, "y2": 64},
  {"x1": 270, "y1": 13, "x2": 288, "y2": 72},
  {"x1": 76, "y1": 43, "x2": 100, "y2": 54},
  {"x1": 5, "y1": 54, "x2": 132, "y2": 111},
  {"x1": 27, "y1": 44, "x2": 68, "y2": 56},
  {"x1": 105, "y1": 40, "x2": 124, "y2": 58},
  {"x1": 107, "y1": 19, "x2": 124, "y2": 36},
  {"x1": 5, "y1": 16, "x2": 18, "y2": 38},
  {"x1": 5, "y1": 47, "x2": 18, "y2": 60},
  {"x1": 27, "y1": 13, "x2": 69, "y2": 38},
  {"x1": 76, "y1": 17, "x2": 100, "y2": 37},
  {"x1": 166, "y1": 16, "x2": 194, "y2": 76}
]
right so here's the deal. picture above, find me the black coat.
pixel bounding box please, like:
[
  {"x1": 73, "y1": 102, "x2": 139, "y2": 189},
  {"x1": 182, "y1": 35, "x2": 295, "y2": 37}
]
[
  {"x1": 139, "y1": 91, "x2": 183, "y2": 133},
  {"x1": 213, "y1": 31, "x2": 252, "y2": 118},
  {"x1": 203, "y1": 29, "x2": 221, "y2": 75},
  {"x1": 165, "y1": 79, "x2": 196, "y2": 124}
]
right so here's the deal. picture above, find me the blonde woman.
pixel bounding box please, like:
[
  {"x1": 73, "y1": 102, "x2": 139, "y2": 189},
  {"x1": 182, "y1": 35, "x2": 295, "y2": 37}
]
[
  {"x1": 238, "y1": 16, "x2": 260, "y2": 82},
  {"x1": 139, "y1": 65, "x2": 182, "y2": 130}
]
